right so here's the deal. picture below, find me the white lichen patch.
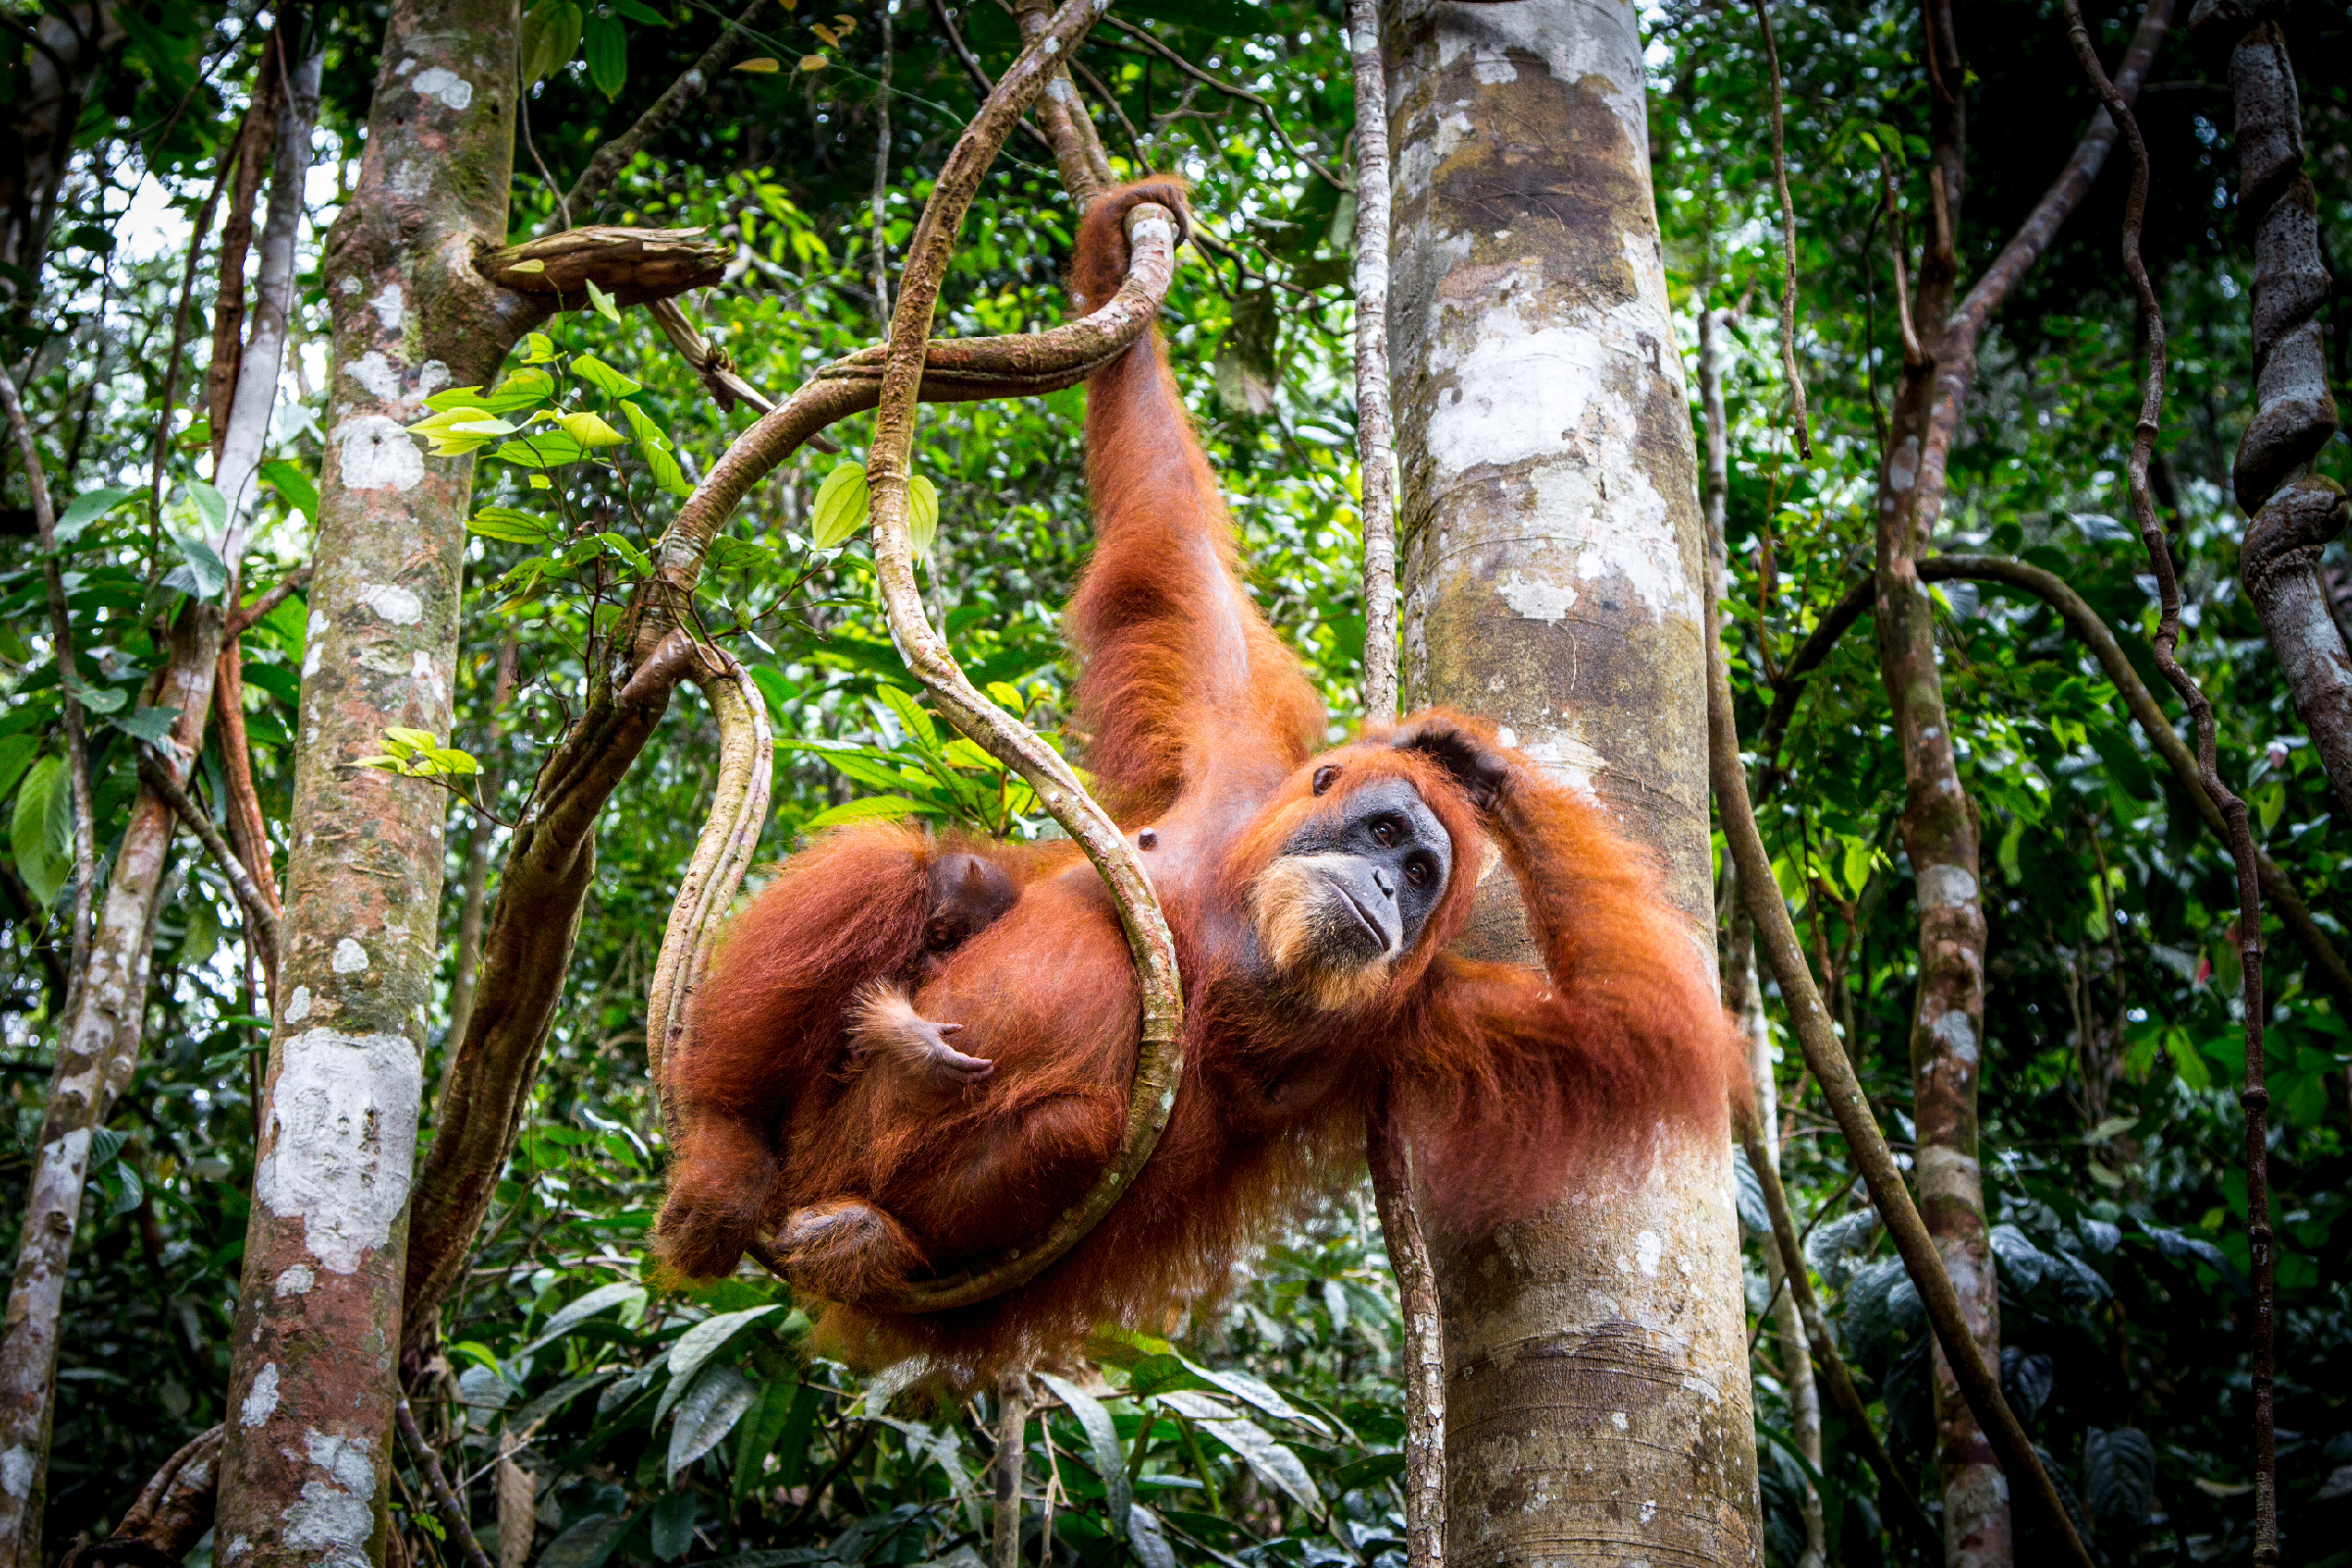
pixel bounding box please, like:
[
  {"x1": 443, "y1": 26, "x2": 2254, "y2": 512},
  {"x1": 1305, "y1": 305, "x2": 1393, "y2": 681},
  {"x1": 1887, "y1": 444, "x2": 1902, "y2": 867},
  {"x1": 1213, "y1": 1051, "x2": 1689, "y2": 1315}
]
[
  {"x1": 358, "y1": 582, "x2": 423, "y2": 626},
  {"x1": 285, "y1": 985, "x2": 312, "y2": 1023},
  {"x1": 1930, "y1": 1007, "x2": 1981, "y2": 1063},
  {"x1": 281, "y1": 1429, "x2": 378, "y2": 1568},
  {"x1": 241, "y1": 1361, "x2": 280, "y2": 1427},
  {"x1": 274, "y1": 1264, "x2": 317, "y2": 1297},
  {"x1": 332, "y1": 939, "x2": 369, "y2": 974},
  {"x1": 1916, "y1": 1144, "x2": 1984, "y2": 1207},
  {"x1": 410, "y1": 67, "x2": 473, "y2": 110},
  {"x1": 1635, "y1": 1229, "x2": 1663, "y2": 1275},
  {"x1": 252, "y1": 1028, "x2": 421, "y2": 1274},
  {"x1": 1918, "y1": 864, "x2": 1979, "y2": 908},
  {"x1": 345, "y1": 351, "x2": 403, "y2": 404},
  {"x1": 333, "y1": 416, "x2": 424, "y2": 494},
  {"x1": 0, "y1": 1446, "x2": 33, "y2": 1499},
  {"x1": 1494, "y1": 571, "x2": 1578, "y2": 623},
  {"x1": 368, "y1": 283, "x2": 406, "y2": 333}
]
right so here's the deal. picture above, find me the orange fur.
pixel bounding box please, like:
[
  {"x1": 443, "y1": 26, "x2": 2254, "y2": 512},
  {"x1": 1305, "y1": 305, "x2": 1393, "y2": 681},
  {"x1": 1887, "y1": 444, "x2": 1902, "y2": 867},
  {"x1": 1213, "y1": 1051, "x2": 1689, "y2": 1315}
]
[{"x1": 657, "y1": 181, "x2": 1744, "y2": 1380}]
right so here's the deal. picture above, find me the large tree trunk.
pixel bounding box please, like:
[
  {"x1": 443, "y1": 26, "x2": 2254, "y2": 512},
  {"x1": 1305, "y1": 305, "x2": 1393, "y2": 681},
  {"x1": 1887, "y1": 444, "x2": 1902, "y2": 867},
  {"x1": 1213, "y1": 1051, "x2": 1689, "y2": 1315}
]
[
  {"x1": 1385, "y1": 0, "x2": 1760, "y2": 1558},
  {"x1": 0, "y1": 36, "x2": 320, "y2": 1563},
  {"x1": 213, "y1": 6, "x2": 528, "y2": 1562}
]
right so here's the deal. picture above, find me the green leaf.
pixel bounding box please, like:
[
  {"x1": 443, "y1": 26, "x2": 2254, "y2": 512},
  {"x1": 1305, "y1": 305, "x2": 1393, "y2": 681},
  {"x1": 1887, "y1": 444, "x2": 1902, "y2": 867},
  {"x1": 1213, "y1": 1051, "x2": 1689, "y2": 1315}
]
[
  {"x1": 655, "y1": 1305, "x2": 780, "y2": 1427},
  {"x1": 536, "y1": 1513, "x2": 630, "y2": 1568},
  {"x1": 907, "y1": 472, "x2": 940, "y2": 557},
  {"x1": 557, "y1": 410, "x2": 628, "y2": 448},
  {"x1": 875, "y1": 685, "x2": 939, "y2": 750},
  {"x1": 593, "y1": 531, "x2": 653, "y2": 575},
  {"x1": 521, "y1": 0, "x2": 584, "y2": 86},
  {"x1": 583, "y1": 12, "x2": 627, "y2": 98},
  {"x1": 64, "y1": 676, "x2": 127, "y2": 714},
  {"x1": 1159, "y1": 1392, "x2": 1322, "y2": 1513},
  {"x1": 188, "y1": 481, "x2": 227, "y2": 532},
  {"x1": 494, "y1": 431, "x2": 588, "y2": 469},
  {"x1": 809, "y1": 463, "x2": 870, "y2": 549},
  {"x1": 107, "y1": 706, "x2": 182, "y2": 745},
  {"x1": 55, "y1": 485, "x2": 140, "y2": 545},
  {"x1": 667, "y1": 1367, "x2": 757, "y2": 1487},
  {"x1": 162, "y1": 535, "x2": 229, "y2": 600},
  {"x1": 618, "y1": 399, "x2": 691, "y2": 496},
  {"x1": 586, "y1": 276, "x2": 621, "y2": 324},
  {"x1": 707, "y1": 536, "x2": 776, "y2": 573},
  {"x1": 259, "y1": 460, "x2": 318, "y2": 518},
  {"x1": 732, "y1": 1380, "x2": 806, "y2": 1505},
  {"x1": 1038, "y1": 1373, "x2": 1131, "y2": 1537},
  {"x1": 570, "y1": 353, "x2": 643, "y2": 397},
  {"x1": 105, "y1": 1161, "x2": 145, "y2": 1218},
  {"x1": 798, "y1": 795, "x2": 923, "y2": 832},
  {"x1": 2168, "y1": 1030, "x2": 2213, "y2": 1093},
  {"x1": 0, "y1": 737, "x2": 39, "y2": 811},
  {"x1": 523, "y1": 332, "x2": 561, "y2": 365},
  {"x1": 519, "y1": 1282, "x2": 648, "y2": 1357},
  {"x1": 467, "y1": 507, "x2": 564, "y2": 544},
  {"x1": 11, "y1": 756, "x2": 68, "y2": 908},
  {"x1": 611, "y1": 0, "x2": 668, "y2": 21}
]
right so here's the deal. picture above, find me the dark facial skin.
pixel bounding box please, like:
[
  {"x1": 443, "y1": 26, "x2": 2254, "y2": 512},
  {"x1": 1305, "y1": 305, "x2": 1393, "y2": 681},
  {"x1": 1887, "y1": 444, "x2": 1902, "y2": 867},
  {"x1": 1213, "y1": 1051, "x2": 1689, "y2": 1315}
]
[
  {"x1": 914, "y1": 854, "x2": 1019, "y2": 980},
  {"x1": 1280, "y1": 774, "x2": 1452, "y2": 962}
]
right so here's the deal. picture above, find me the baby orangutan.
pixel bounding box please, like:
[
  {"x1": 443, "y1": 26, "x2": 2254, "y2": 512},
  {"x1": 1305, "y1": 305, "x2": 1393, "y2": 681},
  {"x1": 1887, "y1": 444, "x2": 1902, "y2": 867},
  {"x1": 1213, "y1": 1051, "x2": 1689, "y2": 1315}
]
[{"x1": 846, "y1": 853, "x2": 1016, "y2": 1092}]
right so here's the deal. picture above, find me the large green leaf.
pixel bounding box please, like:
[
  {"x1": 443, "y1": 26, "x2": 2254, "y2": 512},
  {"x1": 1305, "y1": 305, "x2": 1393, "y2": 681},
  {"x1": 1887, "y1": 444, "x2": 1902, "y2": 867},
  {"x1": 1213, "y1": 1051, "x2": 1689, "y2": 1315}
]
[{"x1": 10, "y1": 756, "x2": 68, "y2": 908}]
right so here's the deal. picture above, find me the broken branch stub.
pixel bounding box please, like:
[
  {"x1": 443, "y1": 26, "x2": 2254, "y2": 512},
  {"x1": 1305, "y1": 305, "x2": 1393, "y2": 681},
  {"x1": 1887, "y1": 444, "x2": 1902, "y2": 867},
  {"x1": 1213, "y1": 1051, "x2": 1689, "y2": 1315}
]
[{"x1": 478, "y1": 225, "x2": 727, "y2": 305}]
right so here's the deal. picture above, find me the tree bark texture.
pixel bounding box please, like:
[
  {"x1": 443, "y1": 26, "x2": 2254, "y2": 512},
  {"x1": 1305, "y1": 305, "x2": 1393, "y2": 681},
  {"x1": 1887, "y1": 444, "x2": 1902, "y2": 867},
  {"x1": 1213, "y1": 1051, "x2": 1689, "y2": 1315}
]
[
  {"x1": 2203, "y1": 13, "x2": 2351, "y2": 817},
  {"x1": 0, "y1": 608, "x2": 222, "y2": 1568},
  {"x1": 1871, "y1": 7, "x2": 2166, "y2": 1554},
  {"x1": 0, "y1": 41, "x2": 320, "y2": 1559},
  {"x1": 215, "y1": 7, "x2": 523, "y2": 1564},
  {"x1": 1385, "y1": 0, "x2": 1760, "y2": 1558}
]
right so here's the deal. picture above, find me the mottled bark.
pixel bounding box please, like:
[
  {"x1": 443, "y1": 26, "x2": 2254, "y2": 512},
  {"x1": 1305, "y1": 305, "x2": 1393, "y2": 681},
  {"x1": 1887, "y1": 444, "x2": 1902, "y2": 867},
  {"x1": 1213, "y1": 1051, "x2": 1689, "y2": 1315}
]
[
  {"x1": 1011, "y1": 0, "x2": 1112, "y2": 207},
  {"x1": 0, "y1": 605, "x2": 222, "y2": 1568},
  {"x1": 1348, "y1": 0, "x2": 1400, "y2": 725},
  {"x1": 0, "y1": 41, "x2": 319, "y2": 1559},
  {"x1": 208, "y1": 30, "x2": 286, "y2": 467},
  {"x1": 1873, "y1": 8, "x2": 2167, "y2": 1554},
  {"x1": 59, "y1": 1425, "x2": 223, "y2": 1568},
  {"x1": 213, "y1": 7, "x2": 524, "y2": 1563},
  {"x1": 2200, "y1": 13, "x2": 2350, "y2": 822},
  {"x1": 475, "y1": 226, "x2": 726, "y2": 306},
  {"x1": 2242, "y1": 481, "x2": 2352, "y2": 816},
  {"x1": 1386, "y1": 0, "x2": 1759, "y2": 1557},
  {"x1": 1367, "y1": 1113, "x2": 1444, "y2": 1568}
]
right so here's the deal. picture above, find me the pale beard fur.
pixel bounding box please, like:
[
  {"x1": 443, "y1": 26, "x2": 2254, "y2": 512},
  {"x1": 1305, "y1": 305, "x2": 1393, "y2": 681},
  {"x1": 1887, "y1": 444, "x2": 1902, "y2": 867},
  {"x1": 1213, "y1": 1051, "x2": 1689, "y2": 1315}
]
[
  {"x1": 848, "y1": 983, "x2": 930, "y2": 1073},
  {"x1": 1250, "y1": 858, "x2": 1396, "y2": 1013}
]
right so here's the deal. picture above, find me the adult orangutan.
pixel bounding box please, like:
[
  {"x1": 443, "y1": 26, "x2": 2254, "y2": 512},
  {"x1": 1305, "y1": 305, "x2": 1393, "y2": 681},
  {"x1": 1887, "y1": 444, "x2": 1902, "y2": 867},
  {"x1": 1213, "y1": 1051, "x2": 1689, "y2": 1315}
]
[{"x1": 656, "y1": 178, "x2": 1742, "y2": 1371}]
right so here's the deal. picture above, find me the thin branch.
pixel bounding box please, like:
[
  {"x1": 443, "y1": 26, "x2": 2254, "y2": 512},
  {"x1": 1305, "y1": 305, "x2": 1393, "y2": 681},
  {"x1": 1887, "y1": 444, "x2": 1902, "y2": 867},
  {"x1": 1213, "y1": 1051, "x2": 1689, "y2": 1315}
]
[
  {"x1": 395, "y1": 1396, "x2": 495, "y2": 1568},
  {"x1": 559, "y1": 0, "x2": 774, "y2": 226},
  {"x1": 1101, "y1": 16, "x2": 1345, "y2": 190},
  {"x1": 0, "y1": 361, "x2": 94, "y2": 981},
  {"x1": 1707, "y1": 587, "x2": 2095, "y2": 1565},
  {"x1": 1012, "y1": 0, "x2": 1112, "y2": 204},
  {"x1": 1755, "y1": 556, "x2": 2350, "y2": 1000},
  {"x1": 870, "y1": 0, "x2": 894, "y2": 323},
  {"x1": 1367, "y1": 1107, "x2": 1442, "y2": 1568},
  {"x1": 148, "y1": 150, "x2": 232, "y2": 516},
  {"x1": 137, "y1": 749, "x2": 279, "y2": 977},
  {"x1": 1880, "y1": 153, "x2": 1924, "y2": 369},
  {"x1": 2063, "y1": 6, "x2": 2275, "y2": 1556},
  {"x1": 647, "y1": 298, "x2": 775, "y2": 416},
  {"x1": 1348, "y1": 0, "x2": 1399, "y2": 726},
  {"x1": 1749, "y1": 0, "x2": 1810, "y2": 458},
  {"x1": 994, "y1": 1378, "x2": 1028, "y2": 1568},
  {"x1": 1737, "y1": 1113, "x2": 1938, "y2": 1556},
  {"x1": 226, "y1": 565, "x2": 314, "y2": 636},
  {"x1": 857, "y1": 0, "x2": 1186, "y2": 1315}
]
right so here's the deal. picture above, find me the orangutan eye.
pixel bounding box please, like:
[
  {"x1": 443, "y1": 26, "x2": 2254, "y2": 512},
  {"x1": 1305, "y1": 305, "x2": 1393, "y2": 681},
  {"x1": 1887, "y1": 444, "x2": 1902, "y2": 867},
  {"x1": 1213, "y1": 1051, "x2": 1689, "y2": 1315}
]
[
  {"x1": 1405, "y1": 854, "x2": 1434, "y2": 887},
  {"x1": 1312, "y1": 765, "x2": 1341, "y2": 795},
  {"x1": 1371, "y1": 819, "x2": 1396, "y2": 847}
]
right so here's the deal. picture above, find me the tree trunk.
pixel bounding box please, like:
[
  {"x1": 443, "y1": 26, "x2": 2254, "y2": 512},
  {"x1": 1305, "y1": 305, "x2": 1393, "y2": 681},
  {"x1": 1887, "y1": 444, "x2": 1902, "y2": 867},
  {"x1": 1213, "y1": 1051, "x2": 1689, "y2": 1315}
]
[
  {"x1": 213, "y1": 6, "x2": 526, "y2": 1562},
  {"x1": 1385, "y1": 0, "x2": 1760, "y2": 1558},
  {"x1": 0, "y1": 36, "x2": 319, "y2": 1561}
]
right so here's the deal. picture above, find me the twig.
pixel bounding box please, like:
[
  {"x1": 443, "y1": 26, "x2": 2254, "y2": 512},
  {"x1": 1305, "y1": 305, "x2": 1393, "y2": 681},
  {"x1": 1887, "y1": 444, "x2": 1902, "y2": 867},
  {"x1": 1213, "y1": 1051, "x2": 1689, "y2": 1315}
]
[
  {"x1": 648, "y1": 297, "x2": 775, "y2": 415},
  {"x1": 1348, "y1": 0, "x2": 1399, "y2": 726},
  {"x1": 1706, "y1": 581, "x2": 2094, "y2": 1564},
  {"x1": 1880, "y1": 153, "x2": 1925, "y2": 369},
  {"x1": 1737, "y1": 1113, "x2": 1939, "y2": 1556},
  {"x1": 1012, "y1": 0, "x2": 1112, "y2": 203},
  {"x1": 227, "y1": 565, "x2": 313, "y2": 636},
  {"x1": 560, "y1": 0, "x2": 774, "y2": 225},
  {"x1": 147, "y1": 150, "x2": 231, "y2": 517},
  {"x1": 871, "y1": 0, "x2": 894, "y2": 323},
  {"x1": 858, "y1": 0, "x2": 1185, "y2": 1315},
  {"x1": 1749, "y1": 0, "x2": 1810, "y2": 459},
  {"x1": 0, "y1": 362, "x2": 94, "y2": 982},
  {"x1": 395, "y1": 1395, "x2": 494, "y2": 1568},
  {"x1": 137, "y1": 749, "x2": 279, "y2": 978},
  {"x1": 1367, "y1": 1106, "x2": 1442, "y2": 1568},
  {"x1": 995, "y1": 1377, "x2": 1028, "y2": 1568},
  {"x1": 2062, "y1": 5, "x2": 2274, "y2": 1555},
  {"x1": 1101, "y1": 16, "x2": 1346, "y2": 190}
]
